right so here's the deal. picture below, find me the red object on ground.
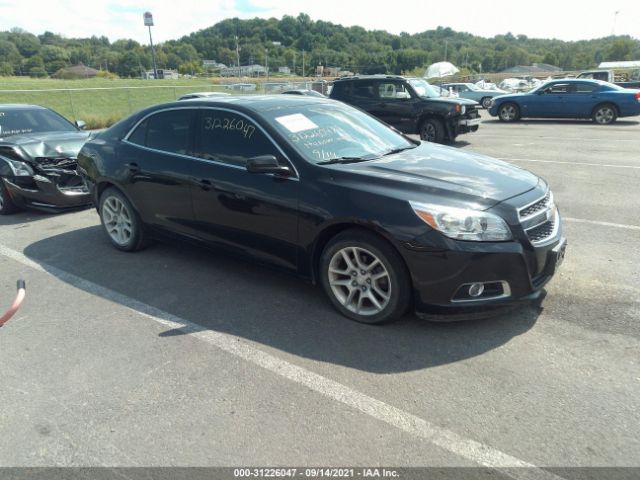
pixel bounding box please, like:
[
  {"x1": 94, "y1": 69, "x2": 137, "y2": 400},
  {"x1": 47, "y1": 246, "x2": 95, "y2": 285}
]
[{"x1": 0, "y1": 280, "x2": 26, "y2": 327}]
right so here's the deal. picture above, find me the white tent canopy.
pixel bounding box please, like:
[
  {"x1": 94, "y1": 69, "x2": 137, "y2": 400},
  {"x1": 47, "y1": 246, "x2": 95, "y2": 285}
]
[{"x1": 424, "y1": 62, "x2": 459, "y2": 79}]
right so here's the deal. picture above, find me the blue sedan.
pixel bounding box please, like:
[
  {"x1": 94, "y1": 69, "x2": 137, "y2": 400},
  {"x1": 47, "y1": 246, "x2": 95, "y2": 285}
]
[{"x1": 488, "y1": 79, "x2": 640, "y2": 124}]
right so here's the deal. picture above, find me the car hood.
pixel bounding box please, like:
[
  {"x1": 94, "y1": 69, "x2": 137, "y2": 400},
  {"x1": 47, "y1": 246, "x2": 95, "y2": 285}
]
[
  {"x1": 331, "y1": 143, "x2": 539, "y2": 209},
  {"x1": 493, "y1": 92, "x2": 528, "y2": 101},
  {"x1": 421, "y1": 96, "x2": 479, "y2": 106},
  {"x1": 0, "y1": 131, "x2": 92, "y2": 162}
]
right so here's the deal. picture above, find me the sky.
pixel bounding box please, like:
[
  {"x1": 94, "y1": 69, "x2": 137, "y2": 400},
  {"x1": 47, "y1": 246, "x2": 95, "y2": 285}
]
[{"x1": 0, "y1": 0, "x2": 638, "y2": 45}]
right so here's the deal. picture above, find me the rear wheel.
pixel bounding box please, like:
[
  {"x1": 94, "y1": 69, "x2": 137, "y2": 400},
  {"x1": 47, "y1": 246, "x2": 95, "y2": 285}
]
[
  {"x1": 98, "y1": 187, "x2": 149, "y2": 251},
  {"x1": 481, "y1": 97, "x2": 493, "y2": 109},
  {"x1": 419, "y1": 118, "x2": 445, "y2": 143},
  {"x1": 0, "y1": 180, "x2": 20, "y2": 215},
  {"x1": 592, "y1": 104, "x2": 617, "y2": 125},
  {"x1": 320, "y1": 229, "x2": 411, "y2": 324},
  {"x1": 498, "y1": 103, "x2": 520, "y2": 122}
]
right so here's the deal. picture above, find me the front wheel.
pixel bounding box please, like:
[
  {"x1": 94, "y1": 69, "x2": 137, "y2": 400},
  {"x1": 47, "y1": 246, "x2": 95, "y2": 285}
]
[
  {"x1": 98, "y1": 187, "x2": 148, "y2": 251},
  {"x1": 419, "y1": 118, "x2": 445, "y2": 143},
  {"x1": 320, "y1": 229, "x2": 411, "y2": 324},
  {"x1": 0, "y1": 180, "x2": 20, "y2": 215},
  {"x1": 592, "y1": 104, "x2": 617, "y2": 125},
  {"x1": 498, "y1": 103, "x2": 520, "y2": 122}
]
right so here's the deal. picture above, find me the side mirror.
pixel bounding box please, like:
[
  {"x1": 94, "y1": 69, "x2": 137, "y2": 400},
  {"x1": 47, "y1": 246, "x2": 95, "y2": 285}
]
[
  {"x1": 246, "y1": 155, "x2": 291, "y2": 176},
  {"x1": 76, "y1": 120, "x2": 87, "y2": 130}
]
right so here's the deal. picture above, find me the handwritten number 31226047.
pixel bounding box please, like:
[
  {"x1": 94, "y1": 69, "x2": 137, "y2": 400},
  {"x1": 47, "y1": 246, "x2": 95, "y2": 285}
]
[{"x1": 203, "y1": 116, "x2": 255, "y2": 140}]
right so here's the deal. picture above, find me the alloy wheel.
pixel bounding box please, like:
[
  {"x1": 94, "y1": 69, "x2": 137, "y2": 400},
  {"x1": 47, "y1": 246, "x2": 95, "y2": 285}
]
[
  {"x1": 327, "y1": 246, "x2": 391, "y2": 316},
  {"x1": 500, "y1": 104, "x2": 517, "y2": 121},
  {"x1": 101, "y1": 196, "x2": 133, "y2": 246},
  {"x1": 594, "y1": 107, "x2": 615, "y2": 124}
]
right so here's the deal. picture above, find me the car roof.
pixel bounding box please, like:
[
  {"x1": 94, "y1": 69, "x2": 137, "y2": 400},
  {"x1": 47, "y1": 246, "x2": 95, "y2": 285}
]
[
  {"x1": 0, "y1": 104, "x2": 48, "y2": 110},
  {"x1": 333, "y1": 75, "x2": 406, "y2": 82},
  {"x1": 152, "y1": 94, "x2": 334, "y2": 113}
]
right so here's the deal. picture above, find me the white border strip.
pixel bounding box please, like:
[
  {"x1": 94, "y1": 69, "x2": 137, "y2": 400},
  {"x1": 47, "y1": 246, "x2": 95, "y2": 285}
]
[
  {"x1": 0, "y1": 243, "x2": 564, "y2": 480},
  {"x1": 564, "y1": 217, "x2": 640, "y2": 231},
  {"x1": 498, "y1": 158, "x2": 640, "y2": 170}
]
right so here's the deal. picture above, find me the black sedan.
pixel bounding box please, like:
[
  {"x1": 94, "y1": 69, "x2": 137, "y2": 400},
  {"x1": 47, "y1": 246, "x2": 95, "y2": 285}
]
[
  {"x1": 78, "y1": 96, "x2": 566, "y2": 324},
  {"x1": 0, "y1": 104, "x2": 92, "y2": 214}
]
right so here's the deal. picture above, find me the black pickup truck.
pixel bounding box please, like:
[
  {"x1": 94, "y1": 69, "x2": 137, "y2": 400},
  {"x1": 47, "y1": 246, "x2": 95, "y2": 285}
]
[{"x1": 329, "y1": 75, "x2": 481, "y2": 143}]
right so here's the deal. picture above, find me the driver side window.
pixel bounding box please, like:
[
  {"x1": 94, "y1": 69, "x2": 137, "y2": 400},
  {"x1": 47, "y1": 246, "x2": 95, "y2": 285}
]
[{"x1": 378, "y1": 82, "x2": 411, "y2": 100}]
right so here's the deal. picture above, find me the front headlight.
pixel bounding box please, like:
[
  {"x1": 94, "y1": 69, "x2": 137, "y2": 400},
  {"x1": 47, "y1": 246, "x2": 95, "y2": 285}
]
[
  {"x1": 8, "y1": 160, "x2": 34, "y2": 177},
  {"x1": 460, "y1": 105, "x2": 466, "y2": 115},
  {"x1": 409, "y1": 201, "x2": 512, "y2": 241}
]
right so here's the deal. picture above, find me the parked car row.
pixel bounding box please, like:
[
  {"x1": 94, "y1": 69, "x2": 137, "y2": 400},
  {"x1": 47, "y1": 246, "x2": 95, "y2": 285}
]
[{"x1": 3, "y1": 74, "x2": 638, "y2": 324}]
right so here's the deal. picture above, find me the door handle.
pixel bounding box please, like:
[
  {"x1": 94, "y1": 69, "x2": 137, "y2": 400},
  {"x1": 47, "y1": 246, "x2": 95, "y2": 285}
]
[
  {"x1": 197, "y1": 179, "x2": 212, "y2": 191},
  {"x1": 124, "y1": 162, "x2": 139, "y2": 173}
]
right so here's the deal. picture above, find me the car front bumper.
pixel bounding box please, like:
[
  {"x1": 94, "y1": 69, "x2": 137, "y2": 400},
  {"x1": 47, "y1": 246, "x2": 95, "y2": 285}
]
[
  {"x1": 400, "y1": 230, "x2": 566, "y2": 319},
  {"x1": 3, "y1": 175, "x2": 91, "y2": 212}
]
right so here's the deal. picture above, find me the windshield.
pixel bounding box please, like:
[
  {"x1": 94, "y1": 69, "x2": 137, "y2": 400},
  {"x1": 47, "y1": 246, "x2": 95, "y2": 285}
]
[
  {"x1": 0, "y1": 108, "x2": 76, "y2": 137},
  {"x1": 264, "y1": 103, "x2": 415, "y2": 164},
  {"x1": 407, "y1": 78, "x2": 442, "y2": 98}
]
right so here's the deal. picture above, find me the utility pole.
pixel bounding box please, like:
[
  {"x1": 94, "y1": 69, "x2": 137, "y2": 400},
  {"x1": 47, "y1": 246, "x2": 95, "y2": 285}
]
[
  {"x1": 265, "y1": 48, "x2": 269, "y2": 80},
  {"x1": 444, "y1": 40, "x2": 448, "y2": 62},
  {"x1": 235, "y1": 35, "x2": 241, "y2": 78},
  {"x1": 293, "y1": 52, "x2": 296, "y2": 77},
  {"x1": 612, "y1": 10, "x2": 620, "y2": 35},
  {"x1": 143, "y1": 12, "x2": 158, "y2": 79},
  {"x1": 302, "y1": 50, "x2": 305, "y2": 78}
]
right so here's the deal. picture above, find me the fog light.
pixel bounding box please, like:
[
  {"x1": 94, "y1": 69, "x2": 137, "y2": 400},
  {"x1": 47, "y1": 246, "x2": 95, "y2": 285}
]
[{"x1": 468, "y1": 283, "x2": 485, "y2": 297}]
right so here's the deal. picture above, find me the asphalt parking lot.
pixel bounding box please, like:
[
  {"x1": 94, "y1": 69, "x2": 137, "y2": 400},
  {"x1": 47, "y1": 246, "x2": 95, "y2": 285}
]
[{"x1": 1, "y1": 111, "x2": 639, "y2": 478}]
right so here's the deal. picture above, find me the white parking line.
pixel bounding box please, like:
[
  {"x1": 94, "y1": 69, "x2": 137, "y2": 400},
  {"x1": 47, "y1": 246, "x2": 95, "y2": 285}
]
[
  {"x1": 477, "y1": 134, "x2": 640, "y2": 143},
  {"x1": 499, "y1": 158, "x2": 640, "y2": 170},
  {"x1": 564, "y1": 217, "x2": 640, "y2": 231},
  {"x1": 0, "y1": 243, "x2": 563, "y2": 480}
]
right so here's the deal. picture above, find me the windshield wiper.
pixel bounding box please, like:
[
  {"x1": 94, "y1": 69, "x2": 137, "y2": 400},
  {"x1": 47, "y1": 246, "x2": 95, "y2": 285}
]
[
  {"x1": 382, "y1": 145, "x2": 418, "y2": 156},
  {"x1": 317, "y1": 156, "x2": 371, "y2": 165}
]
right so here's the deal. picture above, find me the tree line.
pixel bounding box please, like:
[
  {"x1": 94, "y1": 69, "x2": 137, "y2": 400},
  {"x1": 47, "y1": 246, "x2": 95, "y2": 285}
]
[{"x1": 1, "y1": 13, "x2": 639, "y2": 78}]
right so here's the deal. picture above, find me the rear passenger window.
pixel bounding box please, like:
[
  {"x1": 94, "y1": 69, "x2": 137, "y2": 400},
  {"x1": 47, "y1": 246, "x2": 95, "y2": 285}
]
[
  {"x1": 127, "y1": 119, "x2": 147, "y2": 146},
  {"x1": 194, "y1": 110, "x2": 280, "y2": 167},
  {"x1": 575, "y1": 83, "x2": 598, "y2": 93},
  {"x1": 351, "y1": 81, "x2": 376, "y2": 100},
  {"x1": 145, "y1": 109, "x2": 192, "y2": 155}
]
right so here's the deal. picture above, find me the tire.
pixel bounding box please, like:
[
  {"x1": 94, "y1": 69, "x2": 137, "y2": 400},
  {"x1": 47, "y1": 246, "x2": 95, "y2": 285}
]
[
  {"x1": 419, "y1": 118, "x2": 445, "y2": 143},
  {"x1": 0, "y1": 179, "x2": 20, "y2": 215},
  {"x1": 320, "y1": 229, "x2": 411, "y2": 324},
  {"x1": 592, "y1": 104, "x2": 617, "y2": 125},
  {"x1": 498, "y1": 103, "x2": 520, "y2": 122},
  {"x1": 98, "y1": 187, "x2": 149, "y2": 252},
  {"x1": 481, "y1": 97, "x2": 493, "y2": 109}
]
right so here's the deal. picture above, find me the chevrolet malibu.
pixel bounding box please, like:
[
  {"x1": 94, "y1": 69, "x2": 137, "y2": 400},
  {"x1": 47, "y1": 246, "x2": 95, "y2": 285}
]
[{"x1": 77, "y1": 96, "x2": 566, "y2": 324}]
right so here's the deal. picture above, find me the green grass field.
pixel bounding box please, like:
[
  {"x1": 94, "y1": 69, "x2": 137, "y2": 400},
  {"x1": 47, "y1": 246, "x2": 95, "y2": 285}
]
[{"x1": 0, "y1": 77, "x2": 231, "y2": 128}]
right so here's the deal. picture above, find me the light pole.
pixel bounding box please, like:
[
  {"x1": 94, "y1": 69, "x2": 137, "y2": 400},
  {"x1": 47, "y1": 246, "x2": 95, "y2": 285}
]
[
  {"x1": 143, "y1": 12, "x2": 158, "y2": 80},
  {"x1": 612, "y1": 10, "x2": 620, "y2": 35},
  {"x1": 444, "y1": 40, "x2": 448, "y2": 62},
  {"x1": 235, "y1": 35, "x2": 241, "y2": 78},
  {"x1": 265, "y1": 48, "x2": 269, "y2": 80}
]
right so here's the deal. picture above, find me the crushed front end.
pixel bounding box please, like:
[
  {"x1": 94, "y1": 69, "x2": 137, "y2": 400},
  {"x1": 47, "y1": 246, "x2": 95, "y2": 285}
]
[{"x1": 0, "y1": 147, "x2": 91, "y2": 212}]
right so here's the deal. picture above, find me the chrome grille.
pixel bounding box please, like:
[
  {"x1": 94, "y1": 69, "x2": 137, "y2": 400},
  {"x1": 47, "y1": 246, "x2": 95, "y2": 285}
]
[
  {"x1": 527, "y1": 219, "x2": 555, "y2": 243},
  {"x1": 520, "y1": 191, "x2": 551, "y2": 219},
  {"x1": 518, "y1": 190, "x2": 559, "y2": 246}
]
